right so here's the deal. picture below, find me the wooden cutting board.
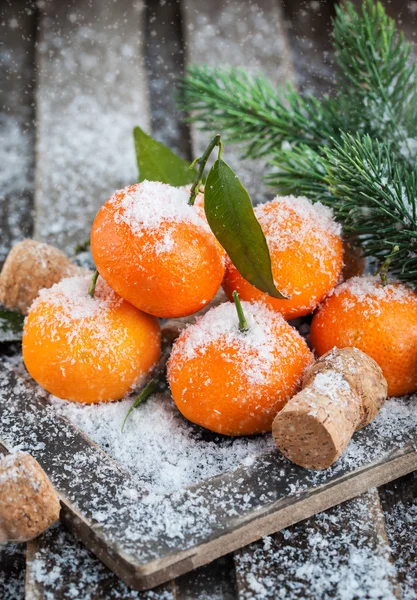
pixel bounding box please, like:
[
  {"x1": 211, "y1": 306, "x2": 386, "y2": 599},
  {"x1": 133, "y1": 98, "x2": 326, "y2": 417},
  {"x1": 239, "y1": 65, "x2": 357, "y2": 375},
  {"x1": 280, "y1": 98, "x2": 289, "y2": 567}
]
[{"x1": 0, "y1": 358, "x2": 416, "y2": 591}]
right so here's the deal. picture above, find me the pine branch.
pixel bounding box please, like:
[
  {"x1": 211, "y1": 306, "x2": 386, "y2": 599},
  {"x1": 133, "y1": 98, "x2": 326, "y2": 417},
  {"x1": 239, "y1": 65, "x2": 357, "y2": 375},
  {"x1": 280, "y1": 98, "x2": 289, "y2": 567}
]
[
  {"x1": 333, "y1": 0, "x2": 417, "y2": 159},
  {"x1": 178, "y1": 66, "x2": 345, "y2": 159}
]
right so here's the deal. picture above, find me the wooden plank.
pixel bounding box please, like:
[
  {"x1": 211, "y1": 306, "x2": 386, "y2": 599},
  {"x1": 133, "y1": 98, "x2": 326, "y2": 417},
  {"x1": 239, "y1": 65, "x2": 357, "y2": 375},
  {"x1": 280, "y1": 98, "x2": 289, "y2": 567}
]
[
  {"x1": 145, "y1": 0, "x2": 191, "y2": 159},
  {"x1": 234, "y1": 489, "x2": 401, "y2": 599},
  {"x1": 25, "y1": 524, "x2": 174, "y2": 600},
  {"x1": 34, "y1": 0, "x2": 151, "y2": 254},
  {"x1": 181, "y1": 0, "x2": 294, "y2": 202},
  {"x1": 0, "y1": 0, "x2": 36, "y2": 267},
  {"x1": 0, "y1": 359, "x2": 416, "y2": 590},
  {"x1": 379, "y1": 472, "x2": 417, "y2": 600},
  {"x1": 0, "y1": 543, "x2": 26, "y2": 600},
  {"x1": 174, "y1": 555, "x2": 237, "y2": 599}
]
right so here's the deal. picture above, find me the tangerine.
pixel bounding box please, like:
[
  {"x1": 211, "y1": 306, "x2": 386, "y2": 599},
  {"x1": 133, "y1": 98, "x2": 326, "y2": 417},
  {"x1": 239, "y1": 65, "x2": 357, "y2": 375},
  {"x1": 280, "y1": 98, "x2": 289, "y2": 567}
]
[
  {"x1": 222, "y1": 195, "x2": 344, "y2": 319},
  {"x1": 167, "y1": 298, "x2": 313, "y2": 436},
  {"x1": 310, "y1": 276, "x2": 417, "y2": 396},
  {"x1": 23, "y1": 275, "x2": 161, "y2": 403},
  {"x1": 90, "y1": 181, "x2": 225, "y2": 318}
]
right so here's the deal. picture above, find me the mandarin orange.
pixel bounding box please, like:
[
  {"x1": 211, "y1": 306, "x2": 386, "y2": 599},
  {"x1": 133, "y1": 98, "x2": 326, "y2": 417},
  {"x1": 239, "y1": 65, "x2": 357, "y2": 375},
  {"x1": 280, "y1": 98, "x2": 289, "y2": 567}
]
[
  {"x1": 310, "y1": 276, "x2": 417, "y2": 396},
  {"x1": 90, "y1": 181, "x2": 225, "y2": 318},
  {"x1": 222, "y1": 195, "x2": 343, "y2": 319},
  {"x1": 23, "y1": 275, "x2": 161, "y2": 403},
  {"x1": 167, "y1": 299, "x2": 313, "y2": 436}
]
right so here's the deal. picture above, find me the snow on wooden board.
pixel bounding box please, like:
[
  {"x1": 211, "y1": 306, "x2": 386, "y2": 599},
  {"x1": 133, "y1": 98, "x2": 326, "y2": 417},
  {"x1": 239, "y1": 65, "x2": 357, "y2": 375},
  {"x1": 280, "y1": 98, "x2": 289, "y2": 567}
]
[{"x1": 0, "y1": 358, "x2": 416, "y2": 591}]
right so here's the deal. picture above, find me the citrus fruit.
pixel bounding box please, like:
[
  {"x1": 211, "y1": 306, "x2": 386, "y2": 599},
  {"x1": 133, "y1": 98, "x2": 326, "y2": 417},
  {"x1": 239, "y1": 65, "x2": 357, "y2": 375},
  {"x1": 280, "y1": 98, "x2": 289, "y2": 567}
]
[
  {"x1": 310, "y1": 276, "x2": 417, "y2": 396},
  {"x1": 167, "y1": 299, "x2": 313, "y2": 436},
  {"x1": 23, "y1": 275, "x2": 161, "y2": 403},
  {"x1": 222, "y1": 195, "x2": 344, "y2": 319},
  {"x1": 90, "y1": 181, "x2": 225, "y2": 318}
]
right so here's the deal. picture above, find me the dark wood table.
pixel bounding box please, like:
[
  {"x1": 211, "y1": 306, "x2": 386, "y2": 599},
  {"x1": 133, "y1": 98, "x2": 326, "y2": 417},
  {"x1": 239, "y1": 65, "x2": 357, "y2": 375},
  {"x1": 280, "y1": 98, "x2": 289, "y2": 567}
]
[{"x1": 0, "y1": 1, "x2": 416, "y2": 598}]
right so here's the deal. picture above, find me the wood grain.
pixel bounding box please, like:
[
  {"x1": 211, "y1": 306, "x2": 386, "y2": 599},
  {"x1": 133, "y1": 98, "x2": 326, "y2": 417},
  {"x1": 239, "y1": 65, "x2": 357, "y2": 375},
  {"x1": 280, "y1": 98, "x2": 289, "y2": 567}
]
[
  {"x1": 234, "y1": 489, "x2": 401, "y2": 599},
  {"x1": 34, "y1": 0, "x2": 151, "y2": 253},
  {"x1": 181, "y1": 0, "x2": 294, "y2": 202},
  {"x1": 0, "y1": 359, "x2": 415, "y2": 590},
  {"x1": 0, "y1": 0, "x2": 36, "y2": 267}
]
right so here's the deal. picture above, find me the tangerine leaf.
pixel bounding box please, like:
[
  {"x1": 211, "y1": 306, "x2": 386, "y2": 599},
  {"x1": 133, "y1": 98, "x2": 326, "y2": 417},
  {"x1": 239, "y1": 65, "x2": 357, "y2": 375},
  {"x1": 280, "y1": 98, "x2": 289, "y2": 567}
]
[
  {"x1": 134, "y1": 126, "x2": 197, "y2": 186},
  {"x1": 0, "y1": 307, "x2": 24, "y2": 342},
  {"x1": 204, "y1": 159, "x2": 286, "y2": 299}
]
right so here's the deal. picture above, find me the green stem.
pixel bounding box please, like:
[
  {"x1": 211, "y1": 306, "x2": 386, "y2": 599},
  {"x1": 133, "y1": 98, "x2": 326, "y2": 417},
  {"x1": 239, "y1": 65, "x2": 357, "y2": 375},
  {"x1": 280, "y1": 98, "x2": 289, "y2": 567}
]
[
  {"x1": 121, "y1": 377, "x2": 159, "y2": 432},
  {"x1": 88, "y1": 270, "x2": 99, "y2": 298},
  {"x1": 376, "y1": 245, "x2": 400, "y2": 285},
  {"x1": 188, "y1": 134, "x2": 223, "y2": 205},
  {"x1": 232, "y1": 290, "x2": 248, "y2": 334}
]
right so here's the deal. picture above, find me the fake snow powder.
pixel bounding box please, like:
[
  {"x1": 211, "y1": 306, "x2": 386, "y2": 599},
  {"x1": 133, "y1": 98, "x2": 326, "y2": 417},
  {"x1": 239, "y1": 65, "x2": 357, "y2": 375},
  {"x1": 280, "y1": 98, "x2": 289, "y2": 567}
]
[
  {"x1": 235, "y1": 491, "x2": 398, "y2": 600},
  {"x1": 255, "y1": 194, "x2": 341, "y2": 252},
  {"x1": 109, "y1": 181, "x2": 210, "y2": 236},
  {"x1": 331, "y1": 275, "x2": 417, "y2": 316},
  {"x1": 168, "y1": 300, "x2": 309, "y2": 387}
]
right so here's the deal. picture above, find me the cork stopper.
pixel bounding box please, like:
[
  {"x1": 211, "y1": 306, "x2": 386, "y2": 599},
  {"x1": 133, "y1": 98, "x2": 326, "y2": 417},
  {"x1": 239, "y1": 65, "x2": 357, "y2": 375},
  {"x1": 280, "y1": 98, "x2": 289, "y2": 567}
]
[
  {"x1": 0, "y1": 452, "x2": 61, "y2": 543},
  {"x1": 272, "y1": 347, "x2": 387, "y2": 470},
  {"x1": 0, "y1": 240, "x2": 88, "y2": 314}
]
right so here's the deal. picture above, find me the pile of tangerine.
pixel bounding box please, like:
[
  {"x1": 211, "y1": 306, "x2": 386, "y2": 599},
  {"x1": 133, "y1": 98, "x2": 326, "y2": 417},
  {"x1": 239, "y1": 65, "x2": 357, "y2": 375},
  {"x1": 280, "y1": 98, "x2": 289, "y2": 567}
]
[{"x1": 23, "y1": 180, "x2": 417, "y2": 436}]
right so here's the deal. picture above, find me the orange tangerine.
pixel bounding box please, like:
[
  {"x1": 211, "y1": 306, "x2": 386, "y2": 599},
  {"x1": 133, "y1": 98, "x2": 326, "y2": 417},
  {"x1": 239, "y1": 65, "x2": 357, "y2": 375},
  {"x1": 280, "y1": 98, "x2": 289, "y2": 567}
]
[
  {"x1": 310, "y1": 276, "x2": 417, "y2": 396},
  {"x1": 23, "y1": 275, "x2": 161, "y2": 403},
  {"x1": 223, "y1": 195, "x2": 344, "y2": 319},
  {"x1": 167, "y1": 299, "x2": 313, "y2": 436},
  {"x1": 90, "y1": 181, "x2": 225, "y2": 318}
]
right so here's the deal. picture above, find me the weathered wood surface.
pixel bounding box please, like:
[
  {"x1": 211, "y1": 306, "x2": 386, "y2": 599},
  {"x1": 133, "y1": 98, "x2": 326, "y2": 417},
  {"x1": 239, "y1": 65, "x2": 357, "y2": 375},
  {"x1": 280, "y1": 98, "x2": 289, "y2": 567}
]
[
  {"x1": 234, "y1": 489, "x2": 401, "y2": 599},
  {"x1": 34, "y1": 0, "x2": 150, "y2": 254},
  {"x1": 182, "y1": 0, "x2": 294, "y2": 203},
  {"x1": 0, "y1": 0, "x2": 36, "y2": 267},
  {"x1": 0, "y1": 359, "x2": 416, "y2": 590}
]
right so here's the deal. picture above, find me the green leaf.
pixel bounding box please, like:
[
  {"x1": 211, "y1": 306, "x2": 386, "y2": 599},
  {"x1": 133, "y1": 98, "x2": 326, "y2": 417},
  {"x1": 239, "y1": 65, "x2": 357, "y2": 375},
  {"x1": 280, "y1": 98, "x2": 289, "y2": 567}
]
[
  {"x1": 134, "y1": 126, "x2": 197, "y2": 186},
  {"x1": 204, "y1": 159, "x2": 286, "y2": 299},
  {"x1": 0, "y1": 308, "x2": 24, "y2": 342}
]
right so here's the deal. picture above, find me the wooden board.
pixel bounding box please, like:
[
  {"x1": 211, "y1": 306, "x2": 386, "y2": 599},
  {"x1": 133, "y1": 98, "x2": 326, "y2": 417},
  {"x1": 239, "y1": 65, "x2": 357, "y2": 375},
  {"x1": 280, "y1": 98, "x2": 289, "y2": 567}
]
[
  {"x1": 0, "y1": 359, "x2": 416, "y2": 591},
  {"x1": 34, "y1": 0, "x2": 151, "y2": 254},
  {"x1": 182, "y1": 0, "x2": 294, "y2": 202},
  {"x1": 234, "y1": 489, "x2": 401, "y2": 599},
  {"x1": 0, "y1": 0, "x2": 36, "y2": 266}
]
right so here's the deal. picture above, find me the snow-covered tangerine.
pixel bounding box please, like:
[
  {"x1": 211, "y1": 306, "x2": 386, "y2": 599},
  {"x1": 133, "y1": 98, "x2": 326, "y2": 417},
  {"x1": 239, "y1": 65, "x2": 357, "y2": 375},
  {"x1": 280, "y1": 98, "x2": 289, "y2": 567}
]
[
  {"x1": 90, "y1": 181, "x2": 225, "y2": 319},
  {"x1": 310, "y1": 276, "x2": 417, "y2": 397},
  {"x1": 23, "y1": 275, "x2": 161, "y2": 404},
  {"x1": 167, "y1": 300, "x2": 313, "y2": 436},
  {"x1": 223, "y1": 195, "x2": 344, "y2": 319}
]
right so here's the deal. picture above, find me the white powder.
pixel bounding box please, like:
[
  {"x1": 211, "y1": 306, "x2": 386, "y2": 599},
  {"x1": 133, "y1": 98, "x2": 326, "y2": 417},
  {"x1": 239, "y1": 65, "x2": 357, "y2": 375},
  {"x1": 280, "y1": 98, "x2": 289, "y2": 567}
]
[
  {"x1": 168, "y1": 300, "x2": 310, "y2": 387},
  {"x1": 109, "y1": 181, "x2": 209, "y2": 236},
  {"x1": 330, "y1": 276, "x2": 417, "y2": 316}
]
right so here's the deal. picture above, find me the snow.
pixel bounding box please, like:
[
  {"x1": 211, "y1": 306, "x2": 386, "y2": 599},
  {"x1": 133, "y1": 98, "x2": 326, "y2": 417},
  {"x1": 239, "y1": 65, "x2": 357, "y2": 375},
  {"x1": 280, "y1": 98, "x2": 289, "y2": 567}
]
[
  {"x1": 236, "y1": 491, "x2": 397, "y2": 600},
  {"x1": 108, "y1": 181, "x2": 210, "y2": 235},
  {"x1": 168, "y1": 300, "x2": 310, "y2": 387},
  {"x1": 330, "y1": 275, "x2": 417, "y2": 316}
]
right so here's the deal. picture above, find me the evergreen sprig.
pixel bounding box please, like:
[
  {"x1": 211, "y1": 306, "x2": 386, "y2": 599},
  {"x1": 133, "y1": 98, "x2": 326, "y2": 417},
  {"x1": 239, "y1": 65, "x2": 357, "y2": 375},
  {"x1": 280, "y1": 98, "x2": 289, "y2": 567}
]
[{"x1": 179, "y1": 0, "x2": 417, "y2": 283}]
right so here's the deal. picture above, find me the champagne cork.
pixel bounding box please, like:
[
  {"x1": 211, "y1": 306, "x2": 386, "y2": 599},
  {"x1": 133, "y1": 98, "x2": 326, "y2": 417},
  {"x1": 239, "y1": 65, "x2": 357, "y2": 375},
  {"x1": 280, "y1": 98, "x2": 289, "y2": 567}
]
[
  {"x1": 272, "y1": 347, "x2": 387, "y2": 470},
  {"x1": 0, "y1": 452, "x2": 61, "y2": 543},
  {"x1": 0, "y1": 239, "x2": 88, "y2": 314}
]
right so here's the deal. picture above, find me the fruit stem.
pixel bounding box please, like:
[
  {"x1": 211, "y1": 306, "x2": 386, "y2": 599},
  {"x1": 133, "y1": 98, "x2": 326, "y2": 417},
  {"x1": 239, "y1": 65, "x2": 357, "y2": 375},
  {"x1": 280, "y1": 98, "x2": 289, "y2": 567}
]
[
  {"x1": 188, "y1": 134, "x2": 223, "y2": 205},
  {"x1": 122, "y1": 373, "x2": 164, "y2": 431},
  {"x1": 232, "y1": 290, "x2": 249, "y2": 334},
  {"x1": 88, "y1": 270, "x2": 99, "y2": 298},
  {"x1": 376, "y1": 245, "x2": 399, "y2": 286}
]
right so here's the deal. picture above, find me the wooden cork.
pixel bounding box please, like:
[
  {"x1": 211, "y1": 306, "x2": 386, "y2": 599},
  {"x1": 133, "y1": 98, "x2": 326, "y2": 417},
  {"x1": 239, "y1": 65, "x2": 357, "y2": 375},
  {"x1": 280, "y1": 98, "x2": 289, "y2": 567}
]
[
  {"x1": 272, "y1": 347, "x2": 387, "y2": 470},
  {"x1": 0, "y1": 239, "x2": 88, "y2": 314},
  {"x1": 0, "y1": 452, "x2": 61, "y2": 543}
]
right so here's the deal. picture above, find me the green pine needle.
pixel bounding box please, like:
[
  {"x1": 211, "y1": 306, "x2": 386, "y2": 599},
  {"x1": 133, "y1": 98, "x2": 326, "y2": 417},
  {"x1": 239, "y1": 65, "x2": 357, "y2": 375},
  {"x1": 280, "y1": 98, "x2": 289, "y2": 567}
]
[{"x1": 179, "y1": 0, "x2": 417, "y2": 284}]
